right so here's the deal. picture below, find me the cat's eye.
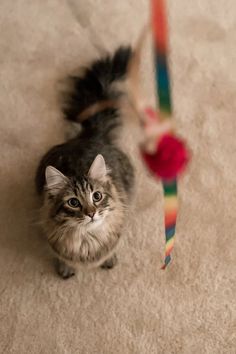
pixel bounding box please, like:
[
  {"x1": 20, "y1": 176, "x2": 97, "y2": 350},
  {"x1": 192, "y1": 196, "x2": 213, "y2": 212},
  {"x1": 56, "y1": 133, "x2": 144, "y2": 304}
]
[
  {"x1": 67, "y1": 198, "x2": 81, "y2": 208},
  {"x1": 93, "y1": 191, "x2": 102, "y2": 202}
]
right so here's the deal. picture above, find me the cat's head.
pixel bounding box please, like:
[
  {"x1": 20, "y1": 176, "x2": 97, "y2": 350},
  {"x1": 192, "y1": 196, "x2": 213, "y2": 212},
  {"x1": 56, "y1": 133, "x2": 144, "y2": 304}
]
[{"x1": 44, "y1": 155, "x2": 116, "y2": 230}]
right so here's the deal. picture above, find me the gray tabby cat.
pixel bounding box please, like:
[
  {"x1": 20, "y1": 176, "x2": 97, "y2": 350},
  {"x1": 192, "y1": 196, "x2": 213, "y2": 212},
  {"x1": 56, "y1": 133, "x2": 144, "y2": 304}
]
[{"x1": 35, "y1": 47, "x2": 134, "y2": 279}]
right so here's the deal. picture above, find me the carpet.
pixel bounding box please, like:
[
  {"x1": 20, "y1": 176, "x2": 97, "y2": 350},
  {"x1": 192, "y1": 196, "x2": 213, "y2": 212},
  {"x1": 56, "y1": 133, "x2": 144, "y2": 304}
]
[{"x1": 0, "y1": 0, "x2": 235, "y2": 353}]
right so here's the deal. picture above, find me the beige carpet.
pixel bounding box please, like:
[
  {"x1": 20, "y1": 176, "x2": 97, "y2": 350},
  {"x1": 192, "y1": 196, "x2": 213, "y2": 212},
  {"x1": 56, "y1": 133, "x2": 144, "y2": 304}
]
[{"x1": 0, "y1": 1, "x2": 235, "y2": 353}]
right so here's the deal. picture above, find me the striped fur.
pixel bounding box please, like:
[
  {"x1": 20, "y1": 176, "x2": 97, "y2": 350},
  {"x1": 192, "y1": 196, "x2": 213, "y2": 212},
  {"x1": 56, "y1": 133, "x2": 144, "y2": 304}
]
[
  {"x1": 41, "y1": 173, "x2": 125, "y2": 267},
  {"x1": 35, "y1": 47, "x2": 134, "y2": 277}
]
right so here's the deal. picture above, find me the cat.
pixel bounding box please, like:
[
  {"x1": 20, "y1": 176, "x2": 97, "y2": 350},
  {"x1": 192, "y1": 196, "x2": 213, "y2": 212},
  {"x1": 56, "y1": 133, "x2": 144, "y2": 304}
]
[{"x1": 35, "y1": 47, "x2": 135, "y2": 279}]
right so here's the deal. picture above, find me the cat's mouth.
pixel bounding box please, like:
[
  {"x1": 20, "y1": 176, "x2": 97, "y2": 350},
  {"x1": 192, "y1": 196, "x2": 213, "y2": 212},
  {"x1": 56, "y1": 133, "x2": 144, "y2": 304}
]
[
  {"x1": 85, "y1": 216, "x2": 103, "y2": 229},
  {"x1": 88, "y1": 219, "x2": 95, "y2": 224}
]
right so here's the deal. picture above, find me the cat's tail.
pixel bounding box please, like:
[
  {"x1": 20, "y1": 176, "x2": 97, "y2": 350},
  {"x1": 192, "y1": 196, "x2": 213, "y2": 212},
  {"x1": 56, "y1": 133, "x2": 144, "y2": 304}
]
[{"x1": 63, "y1": 46, "x2": 132, "y2": 138}]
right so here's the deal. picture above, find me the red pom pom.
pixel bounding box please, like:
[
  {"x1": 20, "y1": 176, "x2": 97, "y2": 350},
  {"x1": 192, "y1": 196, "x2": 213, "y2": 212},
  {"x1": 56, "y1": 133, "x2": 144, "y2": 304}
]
[{"x1": 142, "y1": 134, "x2": 189, "y2": 180}]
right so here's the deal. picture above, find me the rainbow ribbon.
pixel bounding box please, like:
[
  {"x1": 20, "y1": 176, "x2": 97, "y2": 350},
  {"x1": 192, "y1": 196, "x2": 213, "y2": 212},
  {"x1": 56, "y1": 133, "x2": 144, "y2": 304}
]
[{"x1": 151, "y1": 0, "x2": 178, "y2": 269}]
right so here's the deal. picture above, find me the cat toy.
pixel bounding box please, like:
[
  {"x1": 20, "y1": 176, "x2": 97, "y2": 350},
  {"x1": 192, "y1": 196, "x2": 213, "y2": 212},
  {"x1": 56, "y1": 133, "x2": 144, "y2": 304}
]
[{"x1": 128, "y1": 0, "x2": 189, "y2": 269}]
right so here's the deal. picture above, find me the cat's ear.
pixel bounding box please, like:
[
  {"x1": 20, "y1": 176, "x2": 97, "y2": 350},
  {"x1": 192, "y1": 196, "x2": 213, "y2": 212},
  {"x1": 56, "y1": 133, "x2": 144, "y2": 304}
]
[
  {"x1": 88, "y1": 154, "x2": 108, "y2": 181},
  {"x1": 45, "y1": 166, "x2": 68, "y2": 192}
]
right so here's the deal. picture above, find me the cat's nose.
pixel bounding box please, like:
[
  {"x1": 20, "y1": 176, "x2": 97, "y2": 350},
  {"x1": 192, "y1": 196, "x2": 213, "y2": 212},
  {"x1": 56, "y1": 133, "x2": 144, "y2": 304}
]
[{"x1": 87, "y1": 212, "x2": 95, "y2": 219}]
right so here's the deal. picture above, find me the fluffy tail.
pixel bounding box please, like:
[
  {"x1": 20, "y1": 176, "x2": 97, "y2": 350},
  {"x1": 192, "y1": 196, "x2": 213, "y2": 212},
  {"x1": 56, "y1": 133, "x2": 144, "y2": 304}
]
[{"x1": 63, "y1": 46, "x2": 132, "y2": 138}]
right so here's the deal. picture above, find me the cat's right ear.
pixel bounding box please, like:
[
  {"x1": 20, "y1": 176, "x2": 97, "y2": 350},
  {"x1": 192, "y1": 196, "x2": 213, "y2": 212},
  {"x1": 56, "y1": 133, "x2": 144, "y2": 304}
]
[
  {"x1": 45, "y1": 166, "x2": 68, "y2": 193},
  {"x1": 88, "y1": 154, "x2": 108, "y2": 181}
]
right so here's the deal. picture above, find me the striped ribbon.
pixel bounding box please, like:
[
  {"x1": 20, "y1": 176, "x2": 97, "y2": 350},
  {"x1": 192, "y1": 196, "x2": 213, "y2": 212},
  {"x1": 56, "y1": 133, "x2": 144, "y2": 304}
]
[
  {"x1": 151, "y1": 0, "x2": 178, "y2": 269},
  {"x1": 162, "y1": 179, "x2": 178, "y2": 269}
]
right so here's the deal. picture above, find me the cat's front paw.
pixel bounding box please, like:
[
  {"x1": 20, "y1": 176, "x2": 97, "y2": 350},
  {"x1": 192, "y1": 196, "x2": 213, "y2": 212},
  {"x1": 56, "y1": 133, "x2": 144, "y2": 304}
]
[
  {"x1": 55, "y1": 259, "x2": 75, "y2": 279},
  {"x1": 101, "y1": 254, "x2": 118, "y2": 270}
]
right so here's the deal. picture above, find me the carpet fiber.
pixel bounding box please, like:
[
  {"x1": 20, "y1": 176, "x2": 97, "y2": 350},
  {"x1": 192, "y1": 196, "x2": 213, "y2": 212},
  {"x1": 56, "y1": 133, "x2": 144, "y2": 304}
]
[{"x1": 0, "y1": 1, "x2": 235, "y2": 353}]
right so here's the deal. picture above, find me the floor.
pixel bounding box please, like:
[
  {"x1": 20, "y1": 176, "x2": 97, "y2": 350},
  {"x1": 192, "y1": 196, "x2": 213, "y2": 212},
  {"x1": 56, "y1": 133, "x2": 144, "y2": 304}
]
[{"x1": 0, "y1": 0, "x2": 235, "y2": 353}]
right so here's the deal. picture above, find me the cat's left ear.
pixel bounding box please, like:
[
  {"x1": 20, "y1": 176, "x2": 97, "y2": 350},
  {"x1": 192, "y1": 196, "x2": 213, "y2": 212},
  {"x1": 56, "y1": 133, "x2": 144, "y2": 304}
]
[
  {"x1": 45, "y1": 166, "x2": 68, "y2": 193},
  {"x1": 88, "y1": 154, "x2": 109, "y2": 181}
]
